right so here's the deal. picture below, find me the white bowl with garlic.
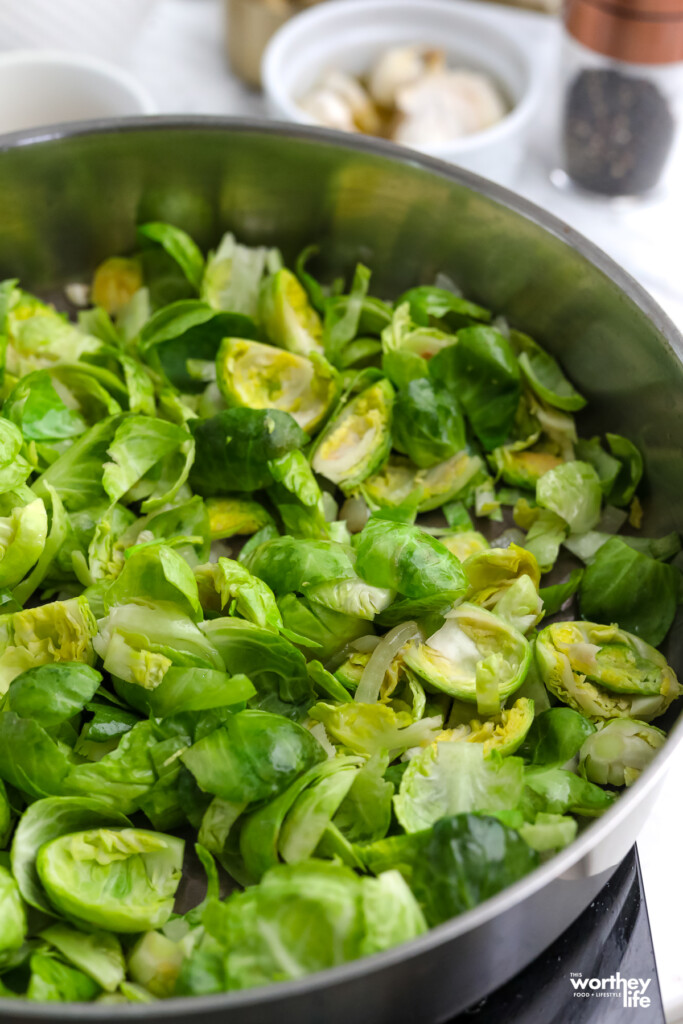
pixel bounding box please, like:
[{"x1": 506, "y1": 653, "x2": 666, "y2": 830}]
[{"x1": 262, "y1": 0, "x2": 545, "y2": 186}]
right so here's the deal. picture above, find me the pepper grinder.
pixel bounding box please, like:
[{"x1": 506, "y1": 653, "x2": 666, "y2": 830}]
[{"x1": 559, "y1": 0, "x2": 683, "y2": 195}]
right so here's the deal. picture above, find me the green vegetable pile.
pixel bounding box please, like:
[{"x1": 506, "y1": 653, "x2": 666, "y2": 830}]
[{"x1": 0, "y1": 224, "x2": 680, "y2": 1004}]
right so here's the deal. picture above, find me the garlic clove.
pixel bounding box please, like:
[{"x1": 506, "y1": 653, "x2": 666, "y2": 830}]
[
  {"x1": 368, "y1": 45, "x2": 427, "y2": 108},
  {"x1": 442, "y1": 70, "x2": 508, "y2": 131},
  {"x1": 394, "y1": 69, "x2": 507, "y2": 146},
  {"x1": 299, "y1": 87, "x2": 357, "y2": 132},
  {"x1": 319, "y1": 70, "x2": 382, "y2": 134}
]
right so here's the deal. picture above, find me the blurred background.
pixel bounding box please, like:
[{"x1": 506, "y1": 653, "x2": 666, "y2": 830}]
[
  {"x1": 0, "y1": 0, "x2": 680, "y2": 330},
  {"x1": 0, "y1": 0, "x2": 681, "y2": 1017}
]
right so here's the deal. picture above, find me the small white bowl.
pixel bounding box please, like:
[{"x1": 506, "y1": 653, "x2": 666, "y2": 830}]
[
  {"x1": 0, "y1": 50, "x2": 155, "y2": 136},
  {"x1": 263, "y1": 0, "x2": 544, "y2": 185}
]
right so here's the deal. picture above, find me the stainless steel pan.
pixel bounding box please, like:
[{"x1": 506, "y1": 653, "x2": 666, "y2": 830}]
[{"x1": 1, "y1": 118, "x2": 681, "y2": 1024}]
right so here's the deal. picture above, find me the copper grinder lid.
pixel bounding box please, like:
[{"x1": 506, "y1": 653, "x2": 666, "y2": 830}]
[{"x1": 565, "y1": 0, "x2": 683, "y2": 63}]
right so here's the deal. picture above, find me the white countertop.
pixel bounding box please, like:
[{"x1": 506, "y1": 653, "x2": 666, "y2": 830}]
[{"x1": 12, "y1": 0, "x2": 683, "y2": 1016}]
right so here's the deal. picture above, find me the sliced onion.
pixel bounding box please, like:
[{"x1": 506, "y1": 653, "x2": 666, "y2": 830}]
[
  {"x1": 351, "y1": 635, "x2": 382, "y2": 653},
  {"x1": 355, "y1": 621, "x2": 422, "y2": 704}
]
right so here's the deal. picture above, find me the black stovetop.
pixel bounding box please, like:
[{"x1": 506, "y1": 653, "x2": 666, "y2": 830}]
[{"x1": 451, "y1": 847, "x2": 664, "y2": 1023}]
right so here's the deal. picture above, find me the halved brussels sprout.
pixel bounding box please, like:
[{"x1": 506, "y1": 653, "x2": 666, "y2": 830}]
[
  {"x1": 258, "y1": 268, "x2": 324, "y2": 357},
  {"x1": 36, "y1": 827, "x2": 184, "y2": 933},
  {"x1": 0, "y1": 497, "x2": 48, "y2": 589},
  {"x1": 402, "y1": 603, "x2": 531, "y2": 710},
  {"x1": 441, "y1": 530, "x2": 490, "y2": 563},
  {"x1": 206, "y1": 497, "x2": 272, "y2": 540},
  {"x1": 579, "y1": 718, "x2": 666, "y2": 786},
  {"x1": 463, "y1": 544, "x2": 541, "y2": 601},
  {"x1": 419, "y1": 452, "x2": 485, "y2": 512},
  {"x1": 0, "y1": 595, "x2": 97, "y2": 696},
  {"x1": 216, "y1": 338, "x2": 337, "y2": 434},
  {"x1": 489, "y1": 441, "x2": 563, "y2": 490},
  {"x1": 536, "y1": 620, "x2": 681, "y2": 722},
  {"x1": 362, "y1": 452, "x2": 484, "y2": 513},
  {"x1": 91, "y1": 258, "x2": 143, "y2": 316},
  {"x1": 437, "y1": 697, "x2": 535, "y2": 756},
  {"x1": 311, "y1": 379, "x2": 394, "y2": 491},
  {"x1": 361, "y1": 455, "x2": 417, "y2": 509}
]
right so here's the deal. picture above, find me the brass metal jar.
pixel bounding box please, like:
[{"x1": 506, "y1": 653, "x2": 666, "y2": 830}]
[{"x1": 225, "y1": 0, "x2": 324, "y2": 88}]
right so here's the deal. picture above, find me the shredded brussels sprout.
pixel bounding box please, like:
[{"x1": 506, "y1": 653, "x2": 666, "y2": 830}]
[{"x1": 0, "y1": 225, "x2": 678, "y2": 1005}]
